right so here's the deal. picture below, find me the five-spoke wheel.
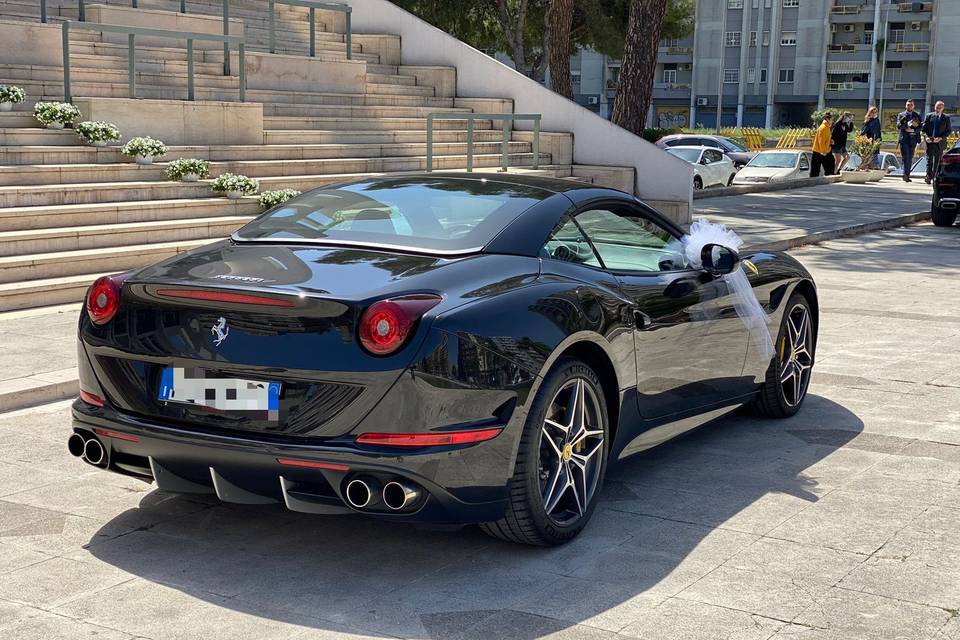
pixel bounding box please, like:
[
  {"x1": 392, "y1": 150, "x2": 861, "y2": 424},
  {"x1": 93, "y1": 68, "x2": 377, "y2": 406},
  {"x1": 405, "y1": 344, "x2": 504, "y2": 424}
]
[
  {"x1": 751, "y1": 293, "x2": 816, "y2": 418},
  {"x1": 481, "y1": 358, "x2": 609, "y2": 546}
]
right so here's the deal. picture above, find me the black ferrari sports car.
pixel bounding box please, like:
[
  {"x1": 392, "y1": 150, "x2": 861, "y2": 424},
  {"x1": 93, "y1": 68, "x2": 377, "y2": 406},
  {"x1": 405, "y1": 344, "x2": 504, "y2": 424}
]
[{"x1": 70, "y1": 174, "x2": 817, "y2": 545}]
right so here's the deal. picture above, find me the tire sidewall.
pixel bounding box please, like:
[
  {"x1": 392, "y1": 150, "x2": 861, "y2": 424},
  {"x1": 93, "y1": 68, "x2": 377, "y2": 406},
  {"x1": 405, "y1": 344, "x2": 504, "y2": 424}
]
[
  {"x1": 770, "y1": 294, "x2": 816, "y2": 416},
  {"x1": 520, "y1": 358, "x2": 610, "y2": 543}
]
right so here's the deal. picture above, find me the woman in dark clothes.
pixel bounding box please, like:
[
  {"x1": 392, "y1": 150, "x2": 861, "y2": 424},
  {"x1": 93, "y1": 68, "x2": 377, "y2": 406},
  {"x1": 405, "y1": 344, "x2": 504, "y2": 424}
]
[{"x1": 860, "y1": 106, "x2": 883, "y2": 169}]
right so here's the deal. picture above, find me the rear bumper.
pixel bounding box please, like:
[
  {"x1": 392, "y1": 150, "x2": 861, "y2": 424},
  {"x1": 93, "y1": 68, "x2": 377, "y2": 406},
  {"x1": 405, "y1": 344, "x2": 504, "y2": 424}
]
[
  {"x1": 71, "y1": 401, "x2": 512, "y2": 525},
  {"x1": 935, "y1": 197, "x2": 960, "y2": 210}
]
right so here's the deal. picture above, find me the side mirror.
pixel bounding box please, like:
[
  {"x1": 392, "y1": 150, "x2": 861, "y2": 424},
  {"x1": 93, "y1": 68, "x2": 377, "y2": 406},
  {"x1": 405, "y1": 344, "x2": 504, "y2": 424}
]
[
  {"x1": 701, "y1": 243, "x2": 740, "y2": 276},
  {"x1": 700, "y1": 157, "x2": 710, "y2": 165}
]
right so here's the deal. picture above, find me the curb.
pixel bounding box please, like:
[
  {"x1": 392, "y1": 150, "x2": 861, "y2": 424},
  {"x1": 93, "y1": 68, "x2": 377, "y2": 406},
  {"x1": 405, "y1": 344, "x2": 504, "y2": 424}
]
[
  {"x1": 695, "y1": 175, "x2": 844, "y2": 200},
  {"x1": 0, "y1": 368, "x2": 79, "y2": 414},
  {"x1": 0, "y1": 209, "x2": 933, "y2": 415},
  {"x1": 745, "y1": 209, "x2": 931, "y2": 253}
]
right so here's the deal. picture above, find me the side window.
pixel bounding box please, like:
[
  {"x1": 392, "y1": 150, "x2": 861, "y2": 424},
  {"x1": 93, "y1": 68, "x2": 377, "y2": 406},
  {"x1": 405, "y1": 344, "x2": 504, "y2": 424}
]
[
  {"x1": 705, "y1": 149, "x2": 724, "y2": 164},
  {"x1": 575, "y1": 206, "x2": 688, "y2": 272},
  {"x1": 704, "y1": 139, "x2": 723, "y2": 150},
  {"x1": 540, "y1": 216, "x2": 602, "y2": 268},
  {"x1": 799, "y1": 154, "x2": 810, "y2": 170}
]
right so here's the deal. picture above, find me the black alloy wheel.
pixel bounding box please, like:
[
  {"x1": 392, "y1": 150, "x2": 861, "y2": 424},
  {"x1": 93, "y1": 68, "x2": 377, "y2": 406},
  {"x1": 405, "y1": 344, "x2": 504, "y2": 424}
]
[
  {"x1": 751, "y1": 294, "x2": 815, "y2": 418},
  {"x1": 480, "y1": 358, "x2": 609, "y2": 546}
]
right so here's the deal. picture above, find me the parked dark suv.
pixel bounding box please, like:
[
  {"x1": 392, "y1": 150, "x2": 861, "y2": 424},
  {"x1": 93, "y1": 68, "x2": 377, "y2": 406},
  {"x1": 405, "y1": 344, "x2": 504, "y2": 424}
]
[
  {"x1": 932, "y1": 145, "x2": 960, "y2": 227},
  {"x1": 655, "y1": 134, "x2": 755, "y2": 168}
]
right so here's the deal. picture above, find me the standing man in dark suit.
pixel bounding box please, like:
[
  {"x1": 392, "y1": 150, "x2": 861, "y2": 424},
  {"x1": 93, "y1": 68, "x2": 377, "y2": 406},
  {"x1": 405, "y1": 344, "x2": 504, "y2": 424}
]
[
  {"x1": 898, "y1": 99, "x2": 921, "y2": 182},
  {"x1": 923, "y1": 100, "x2": 952, "y2": 184}
]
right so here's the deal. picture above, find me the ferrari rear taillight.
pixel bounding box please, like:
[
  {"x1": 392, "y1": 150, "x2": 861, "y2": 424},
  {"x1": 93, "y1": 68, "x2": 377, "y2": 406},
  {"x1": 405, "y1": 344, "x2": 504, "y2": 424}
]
[
  {"x1": 941, "y1": 154, "x2": 960, "y2": 165},
  {"x1": 86, "y1": 273, "x2": 130, "y2": 325},
  {"x1": 358, "y1": 294, "x2": 442, "y2": 356}
]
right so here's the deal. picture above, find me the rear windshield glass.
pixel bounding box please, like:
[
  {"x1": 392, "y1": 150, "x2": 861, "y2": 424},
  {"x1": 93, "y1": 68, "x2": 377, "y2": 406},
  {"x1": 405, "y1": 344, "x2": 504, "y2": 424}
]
[
  {"x1": 235, "y1": 177, "x2": 551, "y2": 253},
  {"x1": 666, "y1": 148, "x2": 701, "y2": 163}
]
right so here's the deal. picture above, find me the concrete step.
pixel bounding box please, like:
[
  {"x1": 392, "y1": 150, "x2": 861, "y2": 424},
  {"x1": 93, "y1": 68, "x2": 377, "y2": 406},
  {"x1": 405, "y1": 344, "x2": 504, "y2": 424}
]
[
  {"x1": 0, "y1": 142, "x2": 535, "y2": 184},
  {"x1": 0, "y1": 113, "x2": 38, "y2": 129},
  {"x1": 0, "y1": 197, "x2": 261, "y2": 232},
  {"x1": 0, "y1": 238, "x2": 212, "y2": 285},
  {"x1": 0, "y1": 128, "x2": 78, "y2": 146},
  {"x1": 0, "y1": 64, "x2": 241, "y2": 91},
  {"x1": 262, "y1": 105, "x2": 472, "y2": 121},
  {"x1": 0, "y1": 133, "x2": 514, "y2": 164},
  {"x1": 0, "y1": 152, "x2": 551, "y2": 207},
  {"x1": 0, "y1": 274, "x2": 95, "y2": 311},
  {"x1": 262, "y1": 129, "x2": 506, "y2": 145},
  {"x1": 71, "y1": 52, "x2": 225, "y2": 76},
  {"x1": 263, "y1": 116, "x2": 493, "y2": 132},
  {"x1": 364, "y1": 83, "x2": 434, "y2": 98},
  {"x1": 251, "y1": 92, "x2": 453, "y2": 108},
  {"x1": 0, "y1": 216, "x2": 250, "y2": 257},
  {"x1": 366, "y1": 73, "x2": 418, "y2": 87}
]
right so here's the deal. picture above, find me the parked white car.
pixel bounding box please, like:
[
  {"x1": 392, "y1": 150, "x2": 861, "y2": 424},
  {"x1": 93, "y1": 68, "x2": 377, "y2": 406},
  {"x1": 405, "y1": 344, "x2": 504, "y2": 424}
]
[
  {"x1": 664, "y1": 146, "x2": 738, "y2": 190},
  {"x1": 846, "y1": 151, "x2": 901, "y2": 173},
  {"x1": 733, "y1": 150, "x2": 813, "y2": 185}
]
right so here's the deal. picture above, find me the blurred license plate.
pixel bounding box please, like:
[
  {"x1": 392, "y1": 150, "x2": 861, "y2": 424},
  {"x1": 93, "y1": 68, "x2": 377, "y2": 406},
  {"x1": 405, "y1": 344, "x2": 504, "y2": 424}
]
[{"x1": 158, "y1": 367, "x2": 281, "y2": 418}]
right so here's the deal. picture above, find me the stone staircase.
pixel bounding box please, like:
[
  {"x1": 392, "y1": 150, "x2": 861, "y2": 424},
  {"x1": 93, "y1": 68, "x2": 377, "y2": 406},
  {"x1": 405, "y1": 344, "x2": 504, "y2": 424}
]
[{"x1": 0, "y1": 0, "x2": 632, "y2": 312}]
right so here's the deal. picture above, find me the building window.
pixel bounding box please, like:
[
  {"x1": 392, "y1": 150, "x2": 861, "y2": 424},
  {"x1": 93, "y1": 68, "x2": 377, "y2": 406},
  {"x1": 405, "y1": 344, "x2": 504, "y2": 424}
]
[
  {"x1": 781, "y1": 31, "x2": 797, "y2": 46},
  {"x1": 724, "y1": 69, "x2": 740, "y2": 83},
  {"x1": 890, "y1": 28, "x2": 905, "y2": 43},
  {"x1": 763, "y1": 31, "x2": 770, "y2": 46},
  {"x1": 728, "y1": 0, "x2": 743, "y2": 8},
  {"x1": 726, "y1": 32, "x2": 742, "y2": 46},
  {"x1": 663, "y1": 69, "x2": 677, "y2": 84},
  {"x1": 783, "y1": 0, "x2": 798, "y2": 6},
  {"x1": 663, "y1": 38, "x2": 680, "y2": 48},
  {"x1": 750, "y1": 31, "x2": 758, "y2": 46},
  {"x1": 864, "y1": 29, "x2": 874, "y2": 45},
  {"x1": 747, "y1": 68, "x2": 756, "y2": 83},
  {"x1": 760, "y1": 68, "x2": 768, "y2": 82},
  {"x1": 779, "y1": 68, "x2": 795, "y2": 83}
]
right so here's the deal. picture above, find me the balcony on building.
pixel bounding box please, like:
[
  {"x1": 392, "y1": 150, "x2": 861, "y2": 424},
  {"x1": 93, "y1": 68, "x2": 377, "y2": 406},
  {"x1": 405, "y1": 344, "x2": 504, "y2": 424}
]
[{"x1": 894, "y1": 1, "x2": 933, "y2": 21}]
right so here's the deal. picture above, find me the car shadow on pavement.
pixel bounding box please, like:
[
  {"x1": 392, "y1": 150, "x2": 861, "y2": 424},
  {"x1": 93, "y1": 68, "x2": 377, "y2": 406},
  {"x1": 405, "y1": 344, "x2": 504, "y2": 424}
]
[{"x1": 86, "y1": 395, "x2": 864, "y2": 639}]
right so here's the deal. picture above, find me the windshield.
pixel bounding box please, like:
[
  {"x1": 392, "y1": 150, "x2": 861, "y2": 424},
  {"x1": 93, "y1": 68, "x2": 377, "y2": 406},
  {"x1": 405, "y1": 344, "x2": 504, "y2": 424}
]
[
  {"x1": 665, "y1": 148, "x2": 702, "y2": 163},
  {"x1": 718, "y1": 137, "x2": 746, "y2": 153},
  {"x1": 747, "y1": 153, "x2": 798, "y2": 169},
  {"x1": 235, "y1": 177, "x2": 552, "y2": 253}
]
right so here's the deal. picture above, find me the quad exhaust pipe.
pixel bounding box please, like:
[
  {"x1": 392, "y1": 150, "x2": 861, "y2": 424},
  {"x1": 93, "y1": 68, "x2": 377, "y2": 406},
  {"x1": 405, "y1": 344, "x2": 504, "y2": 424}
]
[
  {"x1": 344, "y1": 477, "x2": 422, "y2": 512},
  {"x1": 67, "y1": 432, "x2": 108, "y2": 468},
  {"x1": 345, "y1": 477, "x2": 382, "y2": 509},
  {"x1": 382, "y1": 481, "x2": 420, "y2": 511}
]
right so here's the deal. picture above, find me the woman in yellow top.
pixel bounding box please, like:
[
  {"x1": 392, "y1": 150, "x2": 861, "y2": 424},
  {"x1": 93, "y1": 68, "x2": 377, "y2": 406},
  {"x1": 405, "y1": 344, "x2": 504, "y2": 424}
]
[{"x1": 811, "y1": 113, "x2": 835, "y2": 177}]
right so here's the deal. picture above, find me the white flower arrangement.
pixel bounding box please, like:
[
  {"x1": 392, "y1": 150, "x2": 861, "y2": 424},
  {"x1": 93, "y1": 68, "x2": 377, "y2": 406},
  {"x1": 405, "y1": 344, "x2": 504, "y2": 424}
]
[
  {"x1": 164, "y1": 158, "x2": 211, "y2": 182},
  {"x1": 121, "y1": 136, "x2": 167, "y2": 164},
  {"x1": 33, "y1": 101, "x2": 81, "y2": 128},
  {"x1": 74, "y1": 121, "x2": 121, "y2": 146},
  {"x1": 211, "y1": 173, "x2": 259, "y2": 198},
  {"x1": 0, "y1": 85, "x2": 26, "y2": 110},
  {"x1": 258, "y1": 189, "x2": 301, "y2": 209}
]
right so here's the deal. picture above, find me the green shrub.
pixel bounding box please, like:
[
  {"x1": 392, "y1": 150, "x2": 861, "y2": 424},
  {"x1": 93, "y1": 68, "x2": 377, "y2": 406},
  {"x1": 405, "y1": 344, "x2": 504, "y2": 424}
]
[
  {"x1": 0, "y1": 85, "x2": 25, "y2": 104},
  {"x1": 164, "y1": 158, "x2": 211, "y2": 181},
  {"x1": 810, "y1": 108, "x2": 835, "y2": 126},
  {"x1": 33, "y1": 101, "x2": 81, "y2": 126},
  {"x1": 74, "y1": 121, "x2": 121, "y2": 145},
  {"x1": 121, "y1": 136, "x2": 167, "y2": 159},
  {"x1": 211, "y1": 173, "x2": 259, "y2": 195},
  {"x1": 258, "y1": 189, "x2": 301, "y2": 209}
]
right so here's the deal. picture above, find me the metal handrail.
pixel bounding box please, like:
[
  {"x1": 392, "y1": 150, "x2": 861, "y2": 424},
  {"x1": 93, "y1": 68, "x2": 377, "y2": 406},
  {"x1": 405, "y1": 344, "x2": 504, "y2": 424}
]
[
  {"x1": 426, "y1": 113, "x2": 542, "y2": 173},
  {"x1": 61, "y1": 21, "x2": 246, "y2": 103},
  {"x1": 269, "y1": 0, "x2": 352, "y2": 60}
]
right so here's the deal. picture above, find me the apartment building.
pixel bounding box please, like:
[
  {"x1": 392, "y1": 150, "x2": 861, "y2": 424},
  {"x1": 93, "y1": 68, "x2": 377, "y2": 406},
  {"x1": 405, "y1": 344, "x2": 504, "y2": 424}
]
[{"x1": 644, "y1": 0, "x2": 960, "y2": 129}]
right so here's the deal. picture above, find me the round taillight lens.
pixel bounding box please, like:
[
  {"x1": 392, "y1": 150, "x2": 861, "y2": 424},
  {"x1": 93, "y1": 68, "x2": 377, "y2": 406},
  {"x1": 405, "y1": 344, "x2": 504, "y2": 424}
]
[
  {"x1": 86, "y1": 275, "x2": 124, "y2": 325},
  {"x1": 358, "y1": 295, "x2": 442, "y2": 356}
]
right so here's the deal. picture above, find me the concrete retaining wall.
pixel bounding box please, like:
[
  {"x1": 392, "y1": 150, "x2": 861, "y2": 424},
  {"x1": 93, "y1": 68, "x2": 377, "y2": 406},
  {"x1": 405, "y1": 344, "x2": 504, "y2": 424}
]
[
  {"x1": 244, "y1": 53, "x2": 366, "y2": 94},
  {"x1": 85, "y1": 4, "x2": 245, "y2": 49},
  {"x1": 71, "y1": 97, "x2": 263, "y2": 145},
  {"x1": 341, "y1": 0, "x2": 693, "y2": 222},
  {"x1": 0, "y1": 19, "x2": 62, "y2": 66}
]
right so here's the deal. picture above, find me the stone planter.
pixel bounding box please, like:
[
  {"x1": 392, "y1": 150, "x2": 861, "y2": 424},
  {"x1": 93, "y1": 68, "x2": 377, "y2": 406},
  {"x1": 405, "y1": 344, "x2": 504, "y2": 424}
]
[
  {"x1": 841, "y1": 171, "x2": 872, "y2": 184},
  {"x1": 181, "y1": 173, "x2": 200, "y2": 182},
  {"x1": 868, "y1": 169, "x2": 886, "y2": 182},
  {"x1": 46, "y1": 121, "x2": 65, "y2": 130},
  {"x1": 0, "y1": 102, "x2": 12, "y2": 112},
  {"x1": 225, "y1": 190, "x2": 244, "y2": 200},
  {"x1": 90, "y1": 140, "x2": 108, "y2": 147},
  {"x1": 135, "y1": 155, "x2": 154, "y2": 165}
]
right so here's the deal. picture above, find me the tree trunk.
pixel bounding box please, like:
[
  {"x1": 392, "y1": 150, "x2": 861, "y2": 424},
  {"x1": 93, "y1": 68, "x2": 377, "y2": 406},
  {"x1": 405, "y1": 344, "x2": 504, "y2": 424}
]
[
  {"x1": 612, "y1": 0, "x2": 668, "y2": 135},
  {"x1": 492, "y1": 0, "x2": 530, "y2": 73},
  {"x1": 545, "y1": 0, "x2": 574, "y2": 99}
]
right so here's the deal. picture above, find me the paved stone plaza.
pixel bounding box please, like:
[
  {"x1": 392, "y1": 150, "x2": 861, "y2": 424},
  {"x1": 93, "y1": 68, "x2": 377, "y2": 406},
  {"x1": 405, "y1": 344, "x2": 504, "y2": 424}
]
[{"x1": 0, "y1": 221, "x2": 957, "y2": 639}]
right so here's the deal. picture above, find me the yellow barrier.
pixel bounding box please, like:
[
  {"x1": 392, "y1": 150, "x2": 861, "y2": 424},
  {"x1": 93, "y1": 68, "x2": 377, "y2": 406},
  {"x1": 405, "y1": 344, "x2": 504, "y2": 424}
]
[{"x1": 776, "y1": 128, "x2": 811, "y2": 149}]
